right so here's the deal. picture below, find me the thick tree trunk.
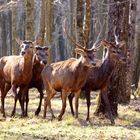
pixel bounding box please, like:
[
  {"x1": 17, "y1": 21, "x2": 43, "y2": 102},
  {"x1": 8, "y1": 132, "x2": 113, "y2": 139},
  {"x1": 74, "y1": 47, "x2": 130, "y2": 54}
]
[{"x1": 95, "y1": 0, "x2": 131, "y2": 117}]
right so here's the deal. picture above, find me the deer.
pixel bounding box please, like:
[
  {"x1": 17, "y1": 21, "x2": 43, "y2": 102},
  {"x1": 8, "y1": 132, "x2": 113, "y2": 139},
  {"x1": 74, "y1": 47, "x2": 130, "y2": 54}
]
[
  {"x1": 41, "y1": 45, "x2": 99, "y2": 121},
  {"x1": 41, "y1": 18, "x2": 102, "y2": 121},
  {"x1": 28, "y1": 45, "x2": 49, "y2": 116},
  {"x1": 67, "y1": 40, "x2": 126, "y2": 125},
  {"x1": 11, "y1": 45, "x2": 49, "y2": 117},
  {"x1": 0, "y1": 39, "x2": 35, "y2": 117}
]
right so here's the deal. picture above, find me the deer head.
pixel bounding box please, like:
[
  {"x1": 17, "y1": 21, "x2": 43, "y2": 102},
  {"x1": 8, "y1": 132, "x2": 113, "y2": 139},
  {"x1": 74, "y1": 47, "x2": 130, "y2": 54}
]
[
  {"x1": 16, "y1": 38, "x2": 35, "y2": 56},
  {"x1": 34, "y1": 45, "x2": 49, "y2": 65},
  {"x1": 62, "y1": 18, "x2": 101, "y2": 67},
  {"x1": 100, "y1": 40, "x2": 126, "y2": 63}
]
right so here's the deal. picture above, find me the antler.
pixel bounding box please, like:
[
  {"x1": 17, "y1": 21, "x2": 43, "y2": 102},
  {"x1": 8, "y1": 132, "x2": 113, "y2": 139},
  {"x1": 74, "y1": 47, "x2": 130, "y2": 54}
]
[
  {"x1": 91, "y1": 19, "x2": 105, "y2": 49},
  {"x1": 114, "y1": 26, "x2": 119, "y2": 45},
  {"x1": 62, "y1": 18, "x2": 85, "y2": 50}
]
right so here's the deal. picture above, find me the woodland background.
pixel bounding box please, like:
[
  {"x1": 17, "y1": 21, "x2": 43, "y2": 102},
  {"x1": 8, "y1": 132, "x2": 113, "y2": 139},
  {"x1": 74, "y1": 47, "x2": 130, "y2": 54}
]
[
  {"x1": 0, "y1": 0, "x2": 140, "y2": 116},
  {"x1": 0, "y1": 0, "x2": 140, "y2": 139}
]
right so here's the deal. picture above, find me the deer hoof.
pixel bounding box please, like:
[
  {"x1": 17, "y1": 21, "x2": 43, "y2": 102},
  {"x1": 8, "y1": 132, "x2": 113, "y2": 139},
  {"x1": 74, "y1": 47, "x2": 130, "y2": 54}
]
[
  {"x1": 111, "y1": 120, "x2": 115, "y2": 125},
  {"x1": 35, "y1": 109, "x2": 40, "y2": 116},
  {"x1": 52, "y1": 115, "x2": 56, "y2": 119},
  {"x1": 11, "y1": 111, "x2": 15, "y2": 117},
  {"x1": 58, "y1": 115, "x2": 62, "y2": 121}
]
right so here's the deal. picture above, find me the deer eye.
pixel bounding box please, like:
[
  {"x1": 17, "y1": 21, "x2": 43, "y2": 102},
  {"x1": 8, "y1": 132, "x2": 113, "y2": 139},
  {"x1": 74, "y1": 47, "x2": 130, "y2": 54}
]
[{"x1": 112, "y1": 50, "x2": 116, "y2": 53}]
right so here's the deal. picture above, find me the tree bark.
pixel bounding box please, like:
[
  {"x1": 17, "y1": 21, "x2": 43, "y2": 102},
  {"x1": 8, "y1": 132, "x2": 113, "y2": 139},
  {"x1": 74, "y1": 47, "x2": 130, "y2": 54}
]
[
  {"x1": 132, "y1": 0, "x2": 140, "y2": 89},
  {"x1": 83, "y1": 0, "x2": 91, "y2": 48},
  {"x1": 46, "y1": 0, "x2": 53, "y2": 62},
  {"x1": 12, "y1": 3, "x2": 17, "y2": 54},
  {"x1": 77, "y1": 0, "x2": 84, "y2": 45},
  {"x1": 25, "y1": 0, "x2": 34, "y2": 40},
  {"x1": 38, "y1": 0, "x2": 45, "y2": 45},
  {"x1": 95, "y1": 0, "x2": 131, "y2": 117}
]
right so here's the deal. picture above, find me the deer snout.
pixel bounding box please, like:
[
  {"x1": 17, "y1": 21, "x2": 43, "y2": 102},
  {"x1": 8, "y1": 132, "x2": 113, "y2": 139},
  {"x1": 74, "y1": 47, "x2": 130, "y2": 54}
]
[
  {"x1": 20, "y1": 51, "x2": 26, "y2": 56},
  {"x1": 120, "y1": 57, "x2": 126, "y2": 64},
  {"x1": 41, "y1": 60, "x2": 47, "y2": 65},
  {"x1": 91, "y1": 61, "x2": 96, "y2": 66}
]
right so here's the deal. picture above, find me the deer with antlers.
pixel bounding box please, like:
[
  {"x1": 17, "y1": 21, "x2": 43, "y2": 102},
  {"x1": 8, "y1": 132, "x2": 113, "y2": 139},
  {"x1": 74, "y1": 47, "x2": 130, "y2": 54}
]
[
  {"x1": 67, "y1": 26, "x2": 126, "y2": 125},
  {"x1": 41, "y1": 19, "x2": 101, "y2": 120}
]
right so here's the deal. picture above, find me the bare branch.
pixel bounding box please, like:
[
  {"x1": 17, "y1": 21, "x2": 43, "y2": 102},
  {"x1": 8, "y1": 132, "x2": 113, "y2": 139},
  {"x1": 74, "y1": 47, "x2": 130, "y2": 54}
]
[
  {"x1": 62, "y1": 18, "x2": 85, "y2": 49},
  {"x1": 92, "y1": 19, "x2": 105, "y2": 49},
  {"x1": 113, "y1": 26, "x2": 119, "y2": 45},
  {"x1": 0, "y1": 0, "x2": 17, "y2": 12}
]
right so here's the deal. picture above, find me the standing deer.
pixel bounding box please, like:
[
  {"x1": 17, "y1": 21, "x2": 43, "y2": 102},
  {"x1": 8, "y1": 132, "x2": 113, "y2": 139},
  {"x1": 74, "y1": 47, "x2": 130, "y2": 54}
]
[
  {"x1": 11, "y1": 45, "x2": 49, "y2": 117},
  {"x1": 68, "y1": 40, "x2": 126, "y2": 125},
  {"x1": 28, "y1": 45, "x2": 49, "y2": 116},
  {"x1": 0, "y1": 39, "x2": 35, "y2": 117},
  {"x1": 42, "y1": 43, "x2": 99, "y2": 120}
]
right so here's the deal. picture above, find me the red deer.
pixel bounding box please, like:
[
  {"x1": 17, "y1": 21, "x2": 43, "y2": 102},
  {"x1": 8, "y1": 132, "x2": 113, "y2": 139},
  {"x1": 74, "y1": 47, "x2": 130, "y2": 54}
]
[
  {"x1": 28, "y1": 45, "x2": 49, "y2": 116},
  {"x1": 0, "y1": 39, "x2": 35, "y2": 117},
  {"x1": 11, "y1": 45, "x2": 49, "y2": 117},
  {"x1": 68, "y1": 40, "x2": 126, "y2": 125},
  {"x1": 41, "y1": 43, "x2": 99, "y2": 120}
]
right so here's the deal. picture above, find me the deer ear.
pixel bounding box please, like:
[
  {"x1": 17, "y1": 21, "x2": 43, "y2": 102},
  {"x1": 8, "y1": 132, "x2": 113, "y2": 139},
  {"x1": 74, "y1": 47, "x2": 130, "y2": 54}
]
[
  {"x1": 101, "y1": 40, "x2": 111, "y2": 48},
  {"x1": 43, "y1": 46, "x2": 50, "y2": 51},
  {"x1": 35, "y1": 45, "x2": 42, "y2": 50},
  {"x1": 16, "y1": 38, "x2": 23, "y2": 45}
]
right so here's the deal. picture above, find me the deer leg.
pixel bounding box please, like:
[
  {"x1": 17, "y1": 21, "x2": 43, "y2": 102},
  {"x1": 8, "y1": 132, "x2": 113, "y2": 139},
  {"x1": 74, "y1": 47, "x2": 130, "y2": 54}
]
[
  {"x1": 101, "y1": 88, "x2": 115, "y2": 125},
  {"x1": 75, "y1": 90, "x2": 81, "y2": 118},
  {"x1": 1, "y1": 83, "x2": 11, "y2": 117},
  {"x1": 24, "y1": 89, "x2": 29, "y2": 117},
  {"x1": 86, "y1": 90, "x2": 91, "y2": 121},
  {"x1": 35, "y1": 87, "x2": 44, "y2": 116},
  {"x1": 18, "y1": 92, "x2": 22, "y2": 109},
  {"x1": 20, "y1": 86, "x2": 28, "y2": 117},
  {"x1": 20, "y1": 93, "x2": 25, "y2": 117},
  {"x1": 68, "y1": 93, "x2": 75, "y2": 116},
  {"x1": 58, "y1": 91, "x2": 67, "y2": 121},
  {"x1": 11, "y1": 85, "x2": 18, "y2": 117},
  {"x1": 44, "y1": 89, "x2": 55, "y2": 119}
]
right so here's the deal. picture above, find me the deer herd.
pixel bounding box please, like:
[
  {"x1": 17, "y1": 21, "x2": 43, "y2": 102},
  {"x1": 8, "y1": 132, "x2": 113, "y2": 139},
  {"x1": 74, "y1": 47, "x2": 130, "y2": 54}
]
[{"x1": 0, "y1": 22, "x2": 126, "y2": 125}]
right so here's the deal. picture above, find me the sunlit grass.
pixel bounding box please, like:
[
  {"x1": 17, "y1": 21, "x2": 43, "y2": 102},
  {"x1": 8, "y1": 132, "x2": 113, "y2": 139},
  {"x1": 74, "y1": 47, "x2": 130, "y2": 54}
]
[{"x1": 0, "y1": 89, "x2": 139, "y2": 140}]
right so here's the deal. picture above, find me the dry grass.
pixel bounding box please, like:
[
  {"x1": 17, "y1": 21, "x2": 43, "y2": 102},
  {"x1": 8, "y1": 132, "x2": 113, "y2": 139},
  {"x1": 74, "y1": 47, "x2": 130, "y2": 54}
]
[{"x1": 0, "y1": 89, "x2": 140, "y2": 140}]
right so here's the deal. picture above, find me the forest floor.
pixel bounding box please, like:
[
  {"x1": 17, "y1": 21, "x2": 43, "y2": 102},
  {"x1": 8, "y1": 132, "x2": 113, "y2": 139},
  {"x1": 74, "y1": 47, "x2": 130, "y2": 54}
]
[{"x1": 0, "y1": 89, "x2": 140, "y2": 140}]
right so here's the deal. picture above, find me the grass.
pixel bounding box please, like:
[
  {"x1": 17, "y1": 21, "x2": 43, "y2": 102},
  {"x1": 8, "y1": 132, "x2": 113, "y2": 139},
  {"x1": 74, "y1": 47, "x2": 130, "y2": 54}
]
[{"x1": 0, "y1": 89, "x2": 140, "y2": 140}]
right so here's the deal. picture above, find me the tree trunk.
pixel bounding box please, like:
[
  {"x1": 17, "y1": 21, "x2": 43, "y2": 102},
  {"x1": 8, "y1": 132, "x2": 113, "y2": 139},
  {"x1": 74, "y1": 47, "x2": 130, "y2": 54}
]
[
  {"x1": 46, "y1": 0, "x2": 53, "y2": 62},
  {"x1": 77, "y1": 0, "x2": 84, "y2": 45},
  {"x1": 12, "y1": 3, "x2": 17, "y2": 54},
  {"x1": 83, "y1": 0, "x2": 91, "y2": 48},
  {"x1": 95, "y1": 0, "x2": 131, "y2": 117},
  {"x1": 132, "y1": 0, "x2": 140, "y2": 89},
  {"x1": 25, "y1": 0, "x2": 34, "y2": 40},
  {"x1": 38, "y1": 0, "x2": 45, "y2": 45}
]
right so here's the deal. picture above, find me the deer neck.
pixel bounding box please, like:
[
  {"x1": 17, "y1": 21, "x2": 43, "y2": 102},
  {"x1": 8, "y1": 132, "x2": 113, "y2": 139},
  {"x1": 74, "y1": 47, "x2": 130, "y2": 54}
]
[
  {"x1": 21, "y1": 53, "x2": 34, "y2": 74},
  {"x1": 78, "y1": 56, "x2": 88, "y2": 67},
  {"x1": 76, "y1": 56, "x2": 91, "y2": 82},
  {"x1": 101, "y1": 56, "x2": 115, "y2": 78}
]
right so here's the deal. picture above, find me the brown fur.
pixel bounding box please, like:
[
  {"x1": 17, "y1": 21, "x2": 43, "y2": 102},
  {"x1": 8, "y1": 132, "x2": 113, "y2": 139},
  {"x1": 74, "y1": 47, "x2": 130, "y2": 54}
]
[
  {"x1": 68, "y1": 40, "x2": 126, "y2": 125},
  {"x1": 0, "y1": 40, "x2": 34, "y2": 117},
  {"x1": 42, "y1": 46, "x2": 98, "y2": 120},
  {"x1": 23, "y1": 45, "x2": 49, "y2": 116}
]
